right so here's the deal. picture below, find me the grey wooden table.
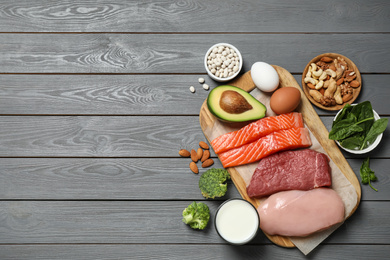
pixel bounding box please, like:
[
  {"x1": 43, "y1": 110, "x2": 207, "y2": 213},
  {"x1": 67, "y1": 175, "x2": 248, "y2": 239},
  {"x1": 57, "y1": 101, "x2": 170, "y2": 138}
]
[{"x1": 0, "y1": 1, "x2": 389, "y2": 259}]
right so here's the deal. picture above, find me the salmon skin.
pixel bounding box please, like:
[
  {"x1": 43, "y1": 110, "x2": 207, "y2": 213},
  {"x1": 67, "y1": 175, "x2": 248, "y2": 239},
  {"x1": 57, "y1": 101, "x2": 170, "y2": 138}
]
[
  {"x1": 211, "y1": 112, "x2": 304, "y2": 154},
  {"x1": 218, "y1": 127, "x2": 312, "y2": 168}
]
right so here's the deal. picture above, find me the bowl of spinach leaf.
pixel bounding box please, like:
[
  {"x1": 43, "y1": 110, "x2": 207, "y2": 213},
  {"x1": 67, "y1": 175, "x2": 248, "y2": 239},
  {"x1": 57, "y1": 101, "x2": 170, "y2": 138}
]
[{"x1": 329, "y1": 101, "x2": 388, "y2": 154}]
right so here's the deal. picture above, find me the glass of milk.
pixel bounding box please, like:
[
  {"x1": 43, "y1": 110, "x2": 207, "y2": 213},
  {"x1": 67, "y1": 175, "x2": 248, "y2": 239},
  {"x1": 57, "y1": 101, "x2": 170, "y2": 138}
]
[{"x1": 215, "y1": 198, "x2": 260, "y2": 245}]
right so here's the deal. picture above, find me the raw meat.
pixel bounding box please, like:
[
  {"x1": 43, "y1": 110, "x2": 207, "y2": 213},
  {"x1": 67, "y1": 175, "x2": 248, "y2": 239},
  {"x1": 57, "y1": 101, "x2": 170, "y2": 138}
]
[
  {"x1": 218, "y1": 127, "x2": 312, "y2": 168},
  {"x1": 247, "y1": 149, "x2": 331, "y2": 198},
  {"x1": 211, "y1": 112, "x2": 304, "y2": 154},
  {"x1": 258, "y1": 188, "x2": 345, "y2": 237}
]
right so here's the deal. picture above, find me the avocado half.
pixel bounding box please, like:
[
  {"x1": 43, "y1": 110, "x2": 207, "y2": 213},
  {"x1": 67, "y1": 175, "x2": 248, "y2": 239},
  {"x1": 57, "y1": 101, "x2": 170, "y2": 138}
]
[{"x1": 207, "y1": 85, "x2": 266, "y2": 122}]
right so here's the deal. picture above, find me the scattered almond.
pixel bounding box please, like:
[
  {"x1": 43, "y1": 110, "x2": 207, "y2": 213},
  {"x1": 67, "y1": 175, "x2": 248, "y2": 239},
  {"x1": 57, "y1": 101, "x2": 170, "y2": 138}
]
[
  {"x1": 199, "y1": 141, "x2": 209, "y2": 150},
  {"x1": 189, "y1": 162, "x2": 199, "y2": 174},
  {"x1": 201, "y1": 150, "x2": 210, "y2": 162},
  {"x1": 178, "y1": 149, "x2": 190, "y2": 157},
  {"x1": 197, "y1": 148, "x2": 203, "y2": 160},
  {"x1": 190, "y1": 149, "x2": 198, "y2": 162},
  {"x1": 350, "y1": 80, "x2": 360, "y2": 88},
  {"x1": 320, "y1": 56, "x2": 333, "y2": 63},
  {"x1": 202, "y1": 159, "x2": 214, "y2": 168}
]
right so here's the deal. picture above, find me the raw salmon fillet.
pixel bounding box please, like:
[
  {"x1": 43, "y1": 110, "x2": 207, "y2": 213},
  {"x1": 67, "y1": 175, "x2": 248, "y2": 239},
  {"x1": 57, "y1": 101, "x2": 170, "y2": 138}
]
[
  {"x1": 211, "y1": 112, "x2": 304, "y2": 154},
  {"x1": 218, "y1": 127, "x2": 312, "y2": 168}
]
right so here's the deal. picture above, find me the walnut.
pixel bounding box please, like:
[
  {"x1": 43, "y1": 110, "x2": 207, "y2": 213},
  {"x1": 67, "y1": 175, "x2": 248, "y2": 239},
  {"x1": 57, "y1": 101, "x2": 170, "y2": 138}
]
[
  {"x1": 316, "y1": 61, "x2": 330, "y2": 71},
  {"x1": 340, "y1": 83, "x2": 353, "y2": 96},
  {"x1": 321, "y1": 96, "x2": 336, "y2": 107}
]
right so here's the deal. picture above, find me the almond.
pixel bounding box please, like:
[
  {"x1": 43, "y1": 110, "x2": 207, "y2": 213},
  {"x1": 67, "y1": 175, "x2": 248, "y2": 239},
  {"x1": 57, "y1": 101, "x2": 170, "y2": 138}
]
[
  {"x1": 201, "y1": 149, "x2": 210, "y2": 162},
  {"x1": 342, "y1": 93, "x2": 353, "y2": 103},
  {"x1": 178, "y1": 149, "x2": 190, "y2": 157},
  {"x1": 336, "y1": 77, "x2": 344, "y2": 86},
  {"x1": 307, "y1": 83, "x2": 315, "y2": 89},
  {"x1": 197, "y1": 148, "x2": 203, "y2": 160},
  {"x1": 199, "y1": 141, "x2": 209, "y2": 150},
  {"x1": 189, "y1": 162, "x2": 199, "y2": 174},
  {"x1": 190, "y1": 149, "x2": 198, "y2": 162},
  {"x1": 350, "y1": 80, "x2": 360, "y2": 88},
  {"x1": 320, "y1": 56, "x2": 333, "y2": 63},
  {"x1": 202, "y1": 158, "x2": 214, "y2": 168}
]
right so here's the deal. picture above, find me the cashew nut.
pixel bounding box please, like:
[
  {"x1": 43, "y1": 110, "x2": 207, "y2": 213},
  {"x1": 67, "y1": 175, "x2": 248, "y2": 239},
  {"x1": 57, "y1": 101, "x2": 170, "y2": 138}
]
[
  {"x1": 306, "y1": 69, "x2": 311, "y2": 78},
  {"x1": 312, "y1": 68, "x2": 323, "y2": 79},
  {"x1": 304, "y1": 77, "x2": 318, "y2": 86},
  {"x1": 315, "y1": 80, "x2": 324, "y2": 90},
  {"x1": 319, "y1": 71, "x2": 328, "y2": 81},
  {"x1": 325, "y1": 69, "x2": 336, "y2": 78},
  {"x1": 310, "y1": 63, "x2": 317, "y2": 72}
]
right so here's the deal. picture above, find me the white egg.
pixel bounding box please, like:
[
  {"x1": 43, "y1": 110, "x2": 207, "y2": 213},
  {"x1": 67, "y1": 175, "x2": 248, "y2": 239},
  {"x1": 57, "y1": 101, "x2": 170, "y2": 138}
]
[{"x1": 250, "y1": 62, "x2": 280, "y2": 92}]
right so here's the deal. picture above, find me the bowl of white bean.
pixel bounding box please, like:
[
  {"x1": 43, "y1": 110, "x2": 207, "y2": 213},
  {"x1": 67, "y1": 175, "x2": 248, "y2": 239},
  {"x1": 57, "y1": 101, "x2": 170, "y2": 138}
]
[{"x1": 204, "y1": 43, "x2": 243, "y2": 82}]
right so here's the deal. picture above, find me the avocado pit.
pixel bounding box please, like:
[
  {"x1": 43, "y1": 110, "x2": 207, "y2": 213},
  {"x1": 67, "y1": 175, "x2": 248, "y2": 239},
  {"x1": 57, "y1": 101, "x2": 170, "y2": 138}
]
[{"x1": 220, "y1": 90, "x2": 253, "y2": 114}]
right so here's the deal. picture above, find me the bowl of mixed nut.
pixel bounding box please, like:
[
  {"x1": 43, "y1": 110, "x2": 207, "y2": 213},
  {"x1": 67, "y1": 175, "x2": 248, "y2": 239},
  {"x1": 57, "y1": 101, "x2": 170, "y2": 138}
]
[{"x1": 301, "y1": 53, "x2": 362, "y2": 111}]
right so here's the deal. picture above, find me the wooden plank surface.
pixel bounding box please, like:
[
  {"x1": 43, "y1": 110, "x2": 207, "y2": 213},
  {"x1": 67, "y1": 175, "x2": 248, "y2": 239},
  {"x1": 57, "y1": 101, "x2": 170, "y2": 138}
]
[
  {"x1": 0, "y1": 201, "x2": 388, "y2": 244},
  {"x1": 1, "y1": 158, "x2": 387, "y2": 201},
  {"x1": 0, "y1": 34, "x2": 389, "y2": 73},
  {"x1": 0, "y1": 0, "x2": 388, "y2": 33},
  {"x1": 1, "y1": 0, "x2": 389, "y2": 259},
  {"x1": 0, "y1": 115, "x2": 388, "y2": 158},
  {"x1": 1, "y1": 245, "x2": 389, "y2": 260},
  {"x1": 0, "y1": 74, "x2": 389, "y2": 115}
]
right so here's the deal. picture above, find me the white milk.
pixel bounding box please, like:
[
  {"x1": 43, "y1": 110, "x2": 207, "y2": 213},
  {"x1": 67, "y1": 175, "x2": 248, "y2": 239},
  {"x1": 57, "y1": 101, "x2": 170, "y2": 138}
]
[{"x1": 215, "y1": 199, "x2": 260, "y2": 245}]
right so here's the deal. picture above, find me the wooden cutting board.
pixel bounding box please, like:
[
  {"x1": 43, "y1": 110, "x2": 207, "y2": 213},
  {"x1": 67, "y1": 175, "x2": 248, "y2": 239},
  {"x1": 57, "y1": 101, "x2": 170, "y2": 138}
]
[{"x1": 199, "y1": 66, "x2": 361, "y2": 248}]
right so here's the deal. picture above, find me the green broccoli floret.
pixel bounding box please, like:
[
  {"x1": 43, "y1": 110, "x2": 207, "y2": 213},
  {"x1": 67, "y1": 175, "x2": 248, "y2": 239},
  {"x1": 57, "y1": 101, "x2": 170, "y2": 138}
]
[
  {"x1": 199, "y1": 168, "x2": 230, "y2": 199},
  {"x1": 182, "y1": 201, "x2": 210, "y2": 230}
]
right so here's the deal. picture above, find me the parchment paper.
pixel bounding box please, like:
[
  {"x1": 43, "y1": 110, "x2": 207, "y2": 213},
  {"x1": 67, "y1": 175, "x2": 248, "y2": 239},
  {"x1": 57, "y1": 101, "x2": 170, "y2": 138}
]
[{"x1": 204, "y1": 88, "x2": 358, "y2": 255}]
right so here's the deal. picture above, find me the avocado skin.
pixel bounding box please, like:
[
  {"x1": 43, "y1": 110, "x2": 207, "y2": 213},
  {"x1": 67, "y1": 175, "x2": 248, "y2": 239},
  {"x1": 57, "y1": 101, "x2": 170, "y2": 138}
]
[{"x1": 207, "y1": 85, "x2": 266, "y2": 123}]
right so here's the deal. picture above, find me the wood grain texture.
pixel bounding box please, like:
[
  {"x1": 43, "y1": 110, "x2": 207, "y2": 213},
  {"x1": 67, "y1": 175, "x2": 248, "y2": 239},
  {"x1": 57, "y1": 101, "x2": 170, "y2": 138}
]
[
  {"x1": 0, "y1": 0, "x2": 389, "y2": 33},
  {"x1": 0, "y1": 158, "x2": 388, "y2": 200},
  {"x1": 0, "y1": 74, "x2": 389, "y2": 115},
  {"x1": 0, "y1": 158, "x2": 234, "y2": 200},
  {"x1": 0, "y1": 245, "x2": 389, "y2": 260},
  {"x1": 0, "y1": 158, "x2": 390, "y2": 201},
  {"x1": 0, "y1": 34, "x2": 389, "y2": 73},
  {"x1": 0, "y1": 115, "x2": 388, "y2": 158},
  {"x1": 0, "y1": 201, "x2": 388, "y2": 244}
]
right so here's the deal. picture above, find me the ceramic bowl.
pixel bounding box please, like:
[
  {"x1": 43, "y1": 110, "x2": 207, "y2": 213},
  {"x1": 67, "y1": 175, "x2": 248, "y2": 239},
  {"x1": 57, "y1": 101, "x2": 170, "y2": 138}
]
[
  {"x1": 334, "y1": 105, "x2": 383, "y2": 154},
  {"x1": 204, "y1": 43, "x2": 243, "y2": 82},
  {"x1": 302, "y1": 53, "x2": 362, "y2": 111}
]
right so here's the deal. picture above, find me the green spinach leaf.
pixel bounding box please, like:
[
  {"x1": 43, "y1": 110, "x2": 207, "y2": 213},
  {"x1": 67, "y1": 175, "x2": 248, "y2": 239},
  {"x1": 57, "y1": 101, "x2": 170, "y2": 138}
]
[
  {"x1": 328, "y1": 116, "x2": 364, "y2": 141},
  {"x1": 361, "y1": 118, "x2": 388, "y2": 150},
  {"x1": 360, "y1": 157, "x2": 378, "y2": 191},
  {"x1": 340, "y1": 135, "x2": 364, "y2": 150}
]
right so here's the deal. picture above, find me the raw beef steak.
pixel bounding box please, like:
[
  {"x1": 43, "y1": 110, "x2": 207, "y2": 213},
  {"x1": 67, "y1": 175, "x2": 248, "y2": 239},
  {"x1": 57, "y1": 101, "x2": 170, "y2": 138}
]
[{"x1": 247, "y1": 149, "x2": 331, "y2": 198}]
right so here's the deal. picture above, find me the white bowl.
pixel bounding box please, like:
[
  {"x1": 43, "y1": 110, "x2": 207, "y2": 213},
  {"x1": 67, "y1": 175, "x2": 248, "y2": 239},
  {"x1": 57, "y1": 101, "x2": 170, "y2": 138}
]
[
  {"x1": 204, "y1": 43, "x2": 243, "y2": 82},
  {"x1": 334, "y1": 104, "x2": 383, "y2": 154}
]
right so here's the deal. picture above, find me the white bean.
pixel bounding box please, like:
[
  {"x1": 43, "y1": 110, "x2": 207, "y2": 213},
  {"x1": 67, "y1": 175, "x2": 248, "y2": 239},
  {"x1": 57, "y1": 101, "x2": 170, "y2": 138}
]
[
  {"x1": 198, "y1": 77, "x2": 205, "y2": 84},
  {"x1": 203, "y1": 84, "x2": 209, "y2": 90},
  {"x1": 189, "y1": 86, "x2": 195, "y2": 93},
  {"x1": 223, "y1": 68, "x2": 228, "y2": 77}
]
